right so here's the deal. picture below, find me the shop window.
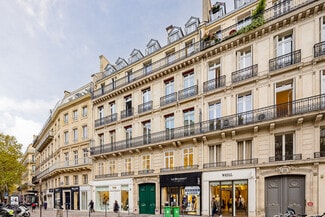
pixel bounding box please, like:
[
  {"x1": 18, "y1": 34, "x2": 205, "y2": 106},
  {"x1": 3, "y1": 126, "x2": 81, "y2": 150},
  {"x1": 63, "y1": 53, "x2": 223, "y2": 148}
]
[
  {"x1": 95, "y1": 187, "x2": 109, "y2": 211},
  {"x1": 121, "y1": 185, "x2": 129, "y2": 211}
]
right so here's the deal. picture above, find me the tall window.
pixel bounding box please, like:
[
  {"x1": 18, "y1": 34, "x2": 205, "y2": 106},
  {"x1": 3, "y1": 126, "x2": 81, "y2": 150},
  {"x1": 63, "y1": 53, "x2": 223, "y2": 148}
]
[
  {"x1": 165, "y1": 114, "x2": 174, "y2": 139},
  {"x1": 209, "y1": 144, "x2": 221, "y2": 163},
  {"x1": 143, "y1": 121, "x2": 151, "y2": 144},
  {"x1": 98, "y1": 106, "x2": 104, "y2": 120},
  {"x1": 64, "y1": 152, "x2": 69, "y2": 166},
  {"x1": 185, "y1": 39, "x2": 195, "y2": 56},
  {"x1": 237, "y1": 92, "x2": 252, "y2": 124},
  {"x1": 209, "y1": 102, "x2": 222, "y2": 130},
  {"x1": 73, "y1": 175, "x2": 78, "y2": 185},
  {"x1": 73, "y1": 110, "x2": 78, "y2": 121},
  {"x1": 82, "y1": 106, "x2": 87, "y2": 117},
  {"x1": 237, "y1": 140, "x2": 252, "y2": 161},
  {"x1": 321, "y1": 70, "x2": 325, "y2": 95},
  {"x1": 273, "y1": 0, "x2": 292, "y2": 17},
  {"x1": 276, "y1": 32, "x2": 293, "y2": 57},
  {"x1": 125, "y1": 126, "x2": 132, "y2": 148},
  {"x1": 125, "y1": 95, "x2": 132, "y2": 116},
  {"x1": 82, "y1": 125, "x2": 88, "y2": 140},
  {"x1": 320, "y1": 129, "x2": 325, "y2": 157},
  {"x1": 110, "y1": 101, "x2": 116, "y2": 114},
  {"x1": 112, "y1": 77, "x2": 116, "y2": 89},
  {"x1": 65, "y1": 176, "x2": 69, "y2": 185},
  {"x1": 83, "y1": 149, "x2": 88, "y2": 164},
  {"x1": 73, "y1": 128, "x2": 78, "y2": 142},
  {"x1": 208, "y1": 61, "x2": 221, "y2": 80},
  {"x1": 126, "y1": 71, "x2": 133, "y2": 83},
  {"x1": 166, "y1": 50, "x2": 176, "y2": 64},
  {"x1": 276, "y1": 80, "x2": 293, "y2": 117},
  {"x1": 74, "y1": 150, "x2": 78, "y2": 165},
  {"x1": 183, "y1": 71, "x2": 194, "y2": 89},
  {"x1": 82, "y1": 174, "x2": 88, "y2": 184},
  {"x1": 144, "y1": 61, "x2": 152, "y2": 75},
  {"x1": 237, "y1": 16, "x2": 251, "y2": 30},
  {"x1": 98, "y1": 162, "x2": 104, "y2": 175},
  {"x1": 321, "y1": 17, "x2": 325, "y2": 42},
  {"x1": 109, "y1": 160, "x2": 116, "y2": 174},
  {"x1": 142, "y1": 155, "x2": 151, "y2": 170},
  {"x1": 109, "y1": 130, "x2": 116, "y2": 147},
  {"x1": 275, "y1": 133, "x2": 294, "y2": 161},
  {"x1": 143, "y1": 88, "x2": 151, "y2": 103},
  {"x1": 183, "y1": 148, "x2": 194, "y2": 167},
  {"x1": 64, "y1": 131, "x2": 69, "y2": 144},
  {"x1": 237, "y1": 47, "x2": 252, "y2": 69},
  {"x1": 184, "y1": 109, "x2": 195, "y2": 136},
  {"x1": 164, "y1": 151, "x2": 174, "y2": 169},
  {"x1": 99, "y1": 134, "x2": 104, "y2": 147},
  {"x1": 124, "y1": 158, "x2": 131, "y2": 173},
  {"x1": 64, "y1": 113, "x2": 68, "y2": 124}
]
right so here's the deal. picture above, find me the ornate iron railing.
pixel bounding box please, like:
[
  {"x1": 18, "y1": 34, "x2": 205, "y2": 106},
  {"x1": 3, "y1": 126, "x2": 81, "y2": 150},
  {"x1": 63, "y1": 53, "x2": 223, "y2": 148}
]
[
  {"x1": 95, "y1": 113, "x2": 117, "y2": 128},
  {"x1": 314, "y1": 41, "x2": 325, "y2": 58},
  {"x1": 269, "y1": 50, "x2": 301, "y2": 71},
  {"x1": 138, "y1": 101, "x2": 153, "y2": 114},
  {"x1": 232, "y1": 64, "x2": 258, "y2": 83},
  {"x1": 160, "y1": 92, "x2": 177, "y2": 106},
  {"x1": 203, "y1": 75, "x2": 226, "y2": 92},
  {"x1": 178, "y1": 85, "x2": 198, "y2": 101}
]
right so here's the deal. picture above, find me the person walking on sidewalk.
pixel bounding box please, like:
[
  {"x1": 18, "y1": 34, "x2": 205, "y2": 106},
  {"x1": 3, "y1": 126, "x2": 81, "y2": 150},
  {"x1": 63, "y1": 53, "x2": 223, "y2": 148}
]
[
  {"x1": 89, "y1": 200, "x2": 95, "y2": 213},
  {"x1": 113, "y1": 200, "x2": 120, "y2": 213}
]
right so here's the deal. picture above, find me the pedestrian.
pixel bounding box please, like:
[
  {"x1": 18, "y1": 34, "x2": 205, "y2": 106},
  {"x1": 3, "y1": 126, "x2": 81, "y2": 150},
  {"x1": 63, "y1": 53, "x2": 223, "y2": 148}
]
[
  {"x1": 211, "y1": 196, "x2": 217, "y2": 217},
  {"x1": 89, "y1": 200, "x2": 95, "y2": 213},
  {"x1": 113, "y1": 200, "x2": 119, "y2": 213},
  {"x1": 31, "y1": 202, "x2": 36, "y2": 212}
]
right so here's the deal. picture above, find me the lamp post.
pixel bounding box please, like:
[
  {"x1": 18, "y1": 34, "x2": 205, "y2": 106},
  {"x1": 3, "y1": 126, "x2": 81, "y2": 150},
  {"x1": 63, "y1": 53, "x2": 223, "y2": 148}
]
[{"x1": 39, "y1": 179, "x2": 42, "y2": 217}]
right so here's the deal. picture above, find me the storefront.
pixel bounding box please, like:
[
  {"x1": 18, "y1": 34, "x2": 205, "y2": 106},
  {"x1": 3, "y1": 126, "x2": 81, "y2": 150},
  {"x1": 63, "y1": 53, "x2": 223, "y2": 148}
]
[
  {"x1": 202, "y1": 169, "x2": 256, "y2": 217},
  {"x1": 53, "y1": 186, "x2": 80, "y2": 210},
  {"x1": 80, "y1": 185, "x2": 91, "y2": 210},
  {"x1": 91, "y1": 178, "x2": 133, "y2": 212},
  {"x1": 160, "y1": 172, "x2": 202, "y2": 215}
]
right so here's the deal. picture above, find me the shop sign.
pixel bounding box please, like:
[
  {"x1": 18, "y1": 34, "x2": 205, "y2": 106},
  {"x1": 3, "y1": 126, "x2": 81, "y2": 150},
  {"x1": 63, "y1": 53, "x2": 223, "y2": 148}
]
[
  {"x1": 184, "y1": 186, "x2": 200, "y2": 195},
  {"x1": 222, "y1": 173, "x2": 233, "y2": 177}
]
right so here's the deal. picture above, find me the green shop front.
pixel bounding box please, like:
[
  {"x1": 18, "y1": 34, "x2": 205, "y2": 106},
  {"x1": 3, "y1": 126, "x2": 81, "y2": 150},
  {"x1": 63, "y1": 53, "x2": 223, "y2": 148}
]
[{"x1": 160, "y1": 172, "x2": 201, "y2": 215}]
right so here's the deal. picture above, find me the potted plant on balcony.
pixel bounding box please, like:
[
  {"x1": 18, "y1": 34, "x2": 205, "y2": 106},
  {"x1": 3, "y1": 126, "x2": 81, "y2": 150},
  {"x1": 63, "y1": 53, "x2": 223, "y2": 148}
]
[{"x1": 211, "y1": 4, "x2": 221, "y2": 14}]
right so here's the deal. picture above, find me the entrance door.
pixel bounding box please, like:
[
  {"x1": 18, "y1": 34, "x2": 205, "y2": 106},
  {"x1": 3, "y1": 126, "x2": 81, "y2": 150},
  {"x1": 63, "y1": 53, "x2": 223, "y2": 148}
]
[
  {"x1": 265, "y1": 175, "x2": 305, "y2": 217},
  {"x1": 64, "y1": 191, "x2": 71, "y2": 210},
  {"x1": 139, "y1": 183, "x2": 156, "y2": 214}
]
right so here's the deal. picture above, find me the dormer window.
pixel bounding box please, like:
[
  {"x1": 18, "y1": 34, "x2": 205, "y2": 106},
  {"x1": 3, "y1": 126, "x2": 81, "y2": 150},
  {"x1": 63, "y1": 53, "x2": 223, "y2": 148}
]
[
  {"x1": 185, "y1": 17, "x2": 200, "y2": 35},
  {"x1": 210, "y1": 2, "x2": 226, "y2": 21},
  {"x1": 146, "y1": 39, "x2": 161, "y2": 55},
  {"x1": 129, "y1": 49, "x2": 144, "y2": 63},
  {"x1": 103, "y1": 64, "x2": 116, "y2": 76},
  {"x1": 116, "y1": 57, "x2": 128, "y2": 70},
  {"x1": 167, "y1": 26, "x2": 183, "y2": 44}
]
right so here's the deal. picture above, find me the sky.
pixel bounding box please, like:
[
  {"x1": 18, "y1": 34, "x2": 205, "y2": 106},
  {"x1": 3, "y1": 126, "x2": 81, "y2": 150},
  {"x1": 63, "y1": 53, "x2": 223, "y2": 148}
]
[{"x1": 0, "y1": 0, "x2": 234, "y2": 153}]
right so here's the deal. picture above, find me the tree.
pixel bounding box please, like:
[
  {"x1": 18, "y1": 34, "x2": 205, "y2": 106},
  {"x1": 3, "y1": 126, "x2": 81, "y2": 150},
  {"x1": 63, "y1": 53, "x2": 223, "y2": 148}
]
[{"x1": 0, "y1": 133, "x2": 26, "y2": 202}]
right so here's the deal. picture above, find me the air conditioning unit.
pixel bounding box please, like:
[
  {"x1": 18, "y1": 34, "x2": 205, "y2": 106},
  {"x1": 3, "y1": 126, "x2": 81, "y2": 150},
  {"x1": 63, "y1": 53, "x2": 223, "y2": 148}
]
[{"x1": 258, "y1": 113, "x2": 266, "y2": 121}]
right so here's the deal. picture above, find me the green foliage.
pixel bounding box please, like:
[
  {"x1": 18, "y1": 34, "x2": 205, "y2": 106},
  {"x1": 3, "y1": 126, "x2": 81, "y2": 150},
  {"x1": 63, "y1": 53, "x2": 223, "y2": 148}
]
[
  {"x1": 252, "y1": 0, "x2": 266, "y2": 18},
  {"x1": 0, "y1": 133, "x2": 25, "y2": 200},
  {"x1": 236, "y1": 16, "x2": 265, "y2": 35}
]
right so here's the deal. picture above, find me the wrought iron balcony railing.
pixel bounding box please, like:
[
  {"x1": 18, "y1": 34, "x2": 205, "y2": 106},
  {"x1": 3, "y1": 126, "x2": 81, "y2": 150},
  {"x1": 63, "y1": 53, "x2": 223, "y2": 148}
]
[
  {"x1": 121, "y1": 171, "x2": 135, "y2": 176},
  {"x1": 269, "y1": 50, "x2": 301, "y2": 71},
  {"x1": 121, "y1": 108, "x2": 134, "y2": 119},
  {"x1": 269, "y1": 153, "x2": 302, "y2": 162},
  {"x1": 95, "y1": 173, "x2": 118, "y2": 179},
  {"x1": 95, "y1": 113, "x2": 117, "y2": 128},
  {"x1": 160, "y1": 92, "x2": 177, "y2": 107},
  {"x1": 138, "y1": 169, "x2": 154, "y2": 175},
  {"x1": 93, "y1": 0, "x2": 315, "y2": 100},
  {"x1": 138, "y1": 101, "x2": 153, "y2": 114},
  {"x1": 160, "y1": 165, "x2": 199, "y2": 173},
  {"x1": 178, "y1": 85, "x2": 198, "y2": 101},
  {"x1": 232, "y1": 64, "x2": 258, "y2": 83},
  {"x1": 203, "y1": 76, "x2": 226, "y2": 92},
  {"x1": 232, "y1": 158, "x2": 258, "y2": 166},
  {"x1": 314, "y1": 41, "x2": 325, "y2": 58},
  {"x1": 314, "y1": 151, "x2": 325, "y2": 158},
  {"x1": 90, "y1": 93, "x2": 325, "y2": 156},
  {"x1": 203, "y1": 162, "x2": 227, "y2": 168}
]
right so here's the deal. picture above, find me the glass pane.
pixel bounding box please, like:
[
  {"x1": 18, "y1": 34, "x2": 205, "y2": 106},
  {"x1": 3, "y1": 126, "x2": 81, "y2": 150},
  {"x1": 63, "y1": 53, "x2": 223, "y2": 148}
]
[
  {"x1": 285, "y1": 134, "x2": 293, "y2": 160},
  {"x1": 234, "y1": 180, "x2": 248, "y2": 216},
  {"x1": 275, "y1": 135, "x2": 283, "y2": 161}
]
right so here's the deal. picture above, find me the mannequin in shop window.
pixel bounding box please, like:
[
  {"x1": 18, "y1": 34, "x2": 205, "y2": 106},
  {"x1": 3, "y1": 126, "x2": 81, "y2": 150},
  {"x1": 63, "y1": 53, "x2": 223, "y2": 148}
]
[
  {"x1": 191, "y1": 195, "x2": 196, "y2": 211},
  {"x1": 182, "y1": 195, "x2": 188, "y2": 211},
  {"x1": 215, "y1": 195, "x2": 220, "y2": 211}
]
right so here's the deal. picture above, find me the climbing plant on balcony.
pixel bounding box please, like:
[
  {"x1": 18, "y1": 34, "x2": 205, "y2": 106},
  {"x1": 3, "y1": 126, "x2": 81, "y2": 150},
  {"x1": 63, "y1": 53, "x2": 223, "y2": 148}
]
[{"x1": 236, "y1": 0, "x2": 266, "y2": 35}]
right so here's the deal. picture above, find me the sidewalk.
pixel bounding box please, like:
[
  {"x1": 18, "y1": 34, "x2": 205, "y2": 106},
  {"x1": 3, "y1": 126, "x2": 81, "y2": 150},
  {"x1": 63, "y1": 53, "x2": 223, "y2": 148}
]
[{"x1": 30, "y1": 208, "x2": 162, "y2": 217}]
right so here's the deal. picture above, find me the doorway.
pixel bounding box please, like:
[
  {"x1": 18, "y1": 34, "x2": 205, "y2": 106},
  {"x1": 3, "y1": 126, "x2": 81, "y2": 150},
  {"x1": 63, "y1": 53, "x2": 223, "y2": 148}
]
[
  {"x1": 139, "y1": 183, "x2": 156, "y2": 214},
  {"x1": 265, "y1": 175, "x2": 305, "y2": 217}
]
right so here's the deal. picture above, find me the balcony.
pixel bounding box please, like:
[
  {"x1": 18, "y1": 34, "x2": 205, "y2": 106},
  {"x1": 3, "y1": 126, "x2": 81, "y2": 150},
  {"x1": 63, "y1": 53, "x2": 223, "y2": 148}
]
[
  {"x1": 231, "y1": 158, "x2": 258, "y2": 166},
  {"x1": 269, "y1": 153, "x2": 302, "y2": 162},
  {"x1": 121, "y1": 171, "x2": 135, "y2": 176},
  {"x1": 203, "y1": 75, "x2": 226, "y2": 92},
  {"x1": 314, "y1": 41, "x2": 325, "y2": 58},
  {"x1": 203, "y1": 162, "x2": 227, "y2": 168},
  {"x1": 314, "y1": 151, "x2": 325, "y2": 158},
  {"x1": 95, "y1": 113, "x2": 117, "y2": 127},
  {"x1": 178, "y1": 85, "x2": 198, "y2": 101},
  {"x1": 138, "y1": 169, "x2": 154, "y2": 175},
  {"x1": 160, "y1": 165, "x2": 199, "y2": 173},
  {"x1": 232, "y1": 64, "x2": 258, "y2": 83},
  {"x1": 269, "y1": 50, "x2": 301, "y2": 72},
  {"x1": 95, "y1": 173, "x2": 118, "y2": 179},
  {"x1": 121, "y1": 108, "x2": 134, "y2": 119},
  {"x1": 160, "y1": 93, "x2": 177, "y2": 107},
  {"x1": 90, "y1": 94, "x2": 325, "y2": 156},
  {"x1": 36, "y1": 130, "x2": 54, "y2": 152},
  {"x1": 138, "y1": 101, "x2": 153, "y2": 114}
]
